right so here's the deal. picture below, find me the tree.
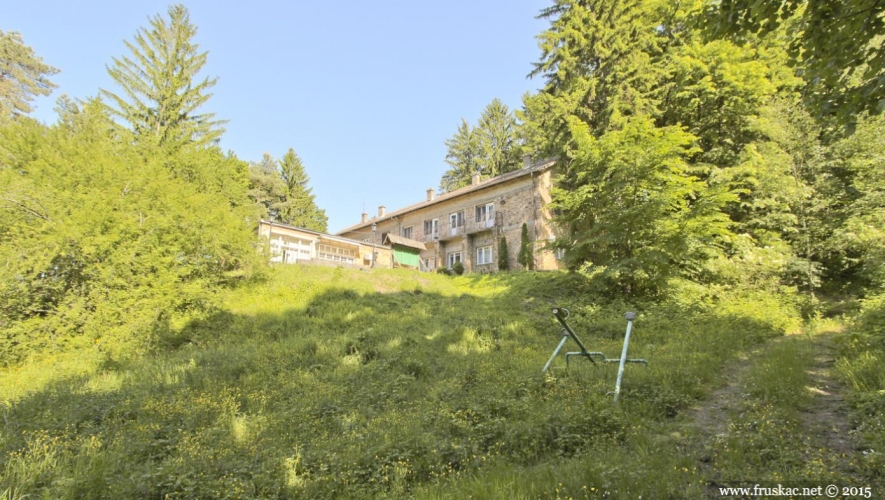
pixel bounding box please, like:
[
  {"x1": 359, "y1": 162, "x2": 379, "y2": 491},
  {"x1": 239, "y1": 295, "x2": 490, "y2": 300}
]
[
  {"x1": 440, "y1": 100, "x2": 523, "y2": 191},
  {"x1": 278, "y1": 148, "x2": 328, "y2": 232},
  {"x1": 476, "y1": 99, "x2": 522, "y2": 178},
  {"x1": 0, "y1": 30, "x2": 59, "y2": 118},
  {"x1": 518, "y1": 223, "x2": 535, "y2": 270},
  {"x1": 440, "y1": 119, "x2": 481, "y2": 192},
  {"x1": 703, "y1": 0, "x2": 885, "y2": 127},
  {"x1": 551, "y1": 116, "x2": 735, "y2": 295},
  {"x1": 525, "y1": 0, "x2": 667, "y2": 152},
  {"x1": 498, "y1": 236, "x2": 510, "y2": 271},
  {"x1": 248, "y1": 153, "x2": 289, "y2": 222},
  {"x1": 101, "y1": 4, "x2": 225, "y2": 147}
]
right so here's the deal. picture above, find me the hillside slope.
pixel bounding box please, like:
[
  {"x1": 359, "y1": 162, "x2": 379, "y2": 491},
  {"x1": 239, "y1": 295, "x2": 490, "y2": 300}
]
[{"x1": 1, "y1": 266, "x2": 877, "y2": 499}]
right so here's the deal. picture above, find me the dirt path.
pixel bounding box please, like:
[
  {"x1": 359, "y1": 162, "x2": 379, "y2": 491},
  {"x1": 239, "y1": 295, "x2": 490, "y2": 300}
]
[{"x1": 799, "y1": 332, "x2": 856, "y2": 461}]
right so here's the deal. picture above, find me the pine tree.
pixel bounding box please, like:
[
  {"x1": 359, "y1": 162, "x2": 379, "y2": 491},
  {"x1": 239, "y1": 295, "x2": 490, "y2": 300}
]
[
  {"x1": 518, "y1": 223, "x2": 534, "y2": 270},
  {"x1": 101, "y1": 4, "x2": 225, "y2": 147},
  {"x1": 498, "y1": 236, "x2": 510, "y2": 271},
  {"x1": 0, "y1": 30, "x2": 59, "y2": 118},
  {"x1": 277, "y1": 148, "x2": 328, "y2": 232}
]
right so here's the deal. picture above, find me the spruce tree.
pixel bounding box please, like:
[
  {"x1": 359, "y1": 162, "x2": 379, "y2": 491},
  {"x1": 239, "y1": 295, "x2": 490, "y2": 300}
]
[
  {"x1": 277, "y1": 148, "x2": 328, "y2": 232},
  {"x1": 101, "y1": 4, "x2": 226, "y2": 147}
]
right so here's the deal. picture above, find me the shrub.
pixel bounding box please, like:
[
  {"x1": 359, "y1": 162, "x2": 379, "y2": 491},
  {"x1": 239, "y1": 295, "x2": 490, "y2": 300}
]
[{"x1": 452, "y1": 261, "x2": 465, "y2": 275}]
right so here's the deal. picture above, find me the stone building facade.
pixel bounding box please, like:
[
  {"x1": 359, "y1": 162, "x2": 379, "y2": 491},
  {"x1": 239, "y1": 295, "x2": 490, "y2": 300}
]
[{"x1": 336, "y1": 158, "x2": 564, "y2": 273}]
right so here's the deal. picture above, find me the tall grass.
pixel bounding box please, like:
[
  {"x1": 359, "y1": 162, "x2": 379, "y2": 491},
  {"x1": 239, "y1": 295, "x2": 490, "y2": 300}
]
[{"x1": 0, "y1": 265, "x2": 802, "y2": 498}]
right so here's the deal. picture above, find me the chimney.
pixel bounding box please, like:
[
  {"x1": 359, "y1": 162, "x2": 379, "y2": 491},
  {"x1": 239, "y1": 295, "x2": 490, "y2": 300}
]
[
  {"x1": 471, "y1": 172, "x2": 481, "y2": 186},
  {"x1": 523, "y1": 154, "x2": 533, "y2": 169},
  {"x1": 378, "y1": 205, "x2": 386, "y2": 218},
  {"x1": 361, "y1": 212, "x2": 368, "y2": 223},
  {"x1": 426, "y1": 188, "x2": 435, "y2": 201}
]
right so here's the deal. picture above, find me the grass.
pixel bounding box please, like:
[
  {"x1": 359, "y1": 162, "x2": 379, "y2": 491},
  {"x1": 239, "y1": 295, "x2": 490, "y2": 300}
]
[{"x1": 0, "y1": 265, "x2": 878, "y2": 498}]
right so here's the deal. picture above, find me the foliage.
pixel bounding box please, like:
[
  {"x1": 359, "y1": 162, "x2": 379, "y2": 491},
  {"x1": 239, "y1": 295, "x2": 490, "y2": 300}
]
[
  {"x1": 703, "y1": 0, "x2": 885, "y2": 127},
  {"x1": 517, "y1": 222, "x2": 534, "y2": 270},
  {"x1": 278, "y1": 148, "x2": 328, "y2": 231},
  {"x1": 827, "y1": 114, "x2": 885, "y2": 290},
  {"x1": 0, "y1": 264, "x2": 816, "y2": 500},
  {"x1": 101, "y1": 4, "x2": 225, "y2": 148},
  {"x1": 523, "y1": 0, "x2": 668, "y2": 155},
  {"x1": 497, "y1": 236, "x2": 509, "y2": 271},
  {"x1": 440, "y1": 119, "x2": 480, "y2": 192},
  {"x1": 0, "y1": 101, "x2": 259, "y2": 363},
  {"x1": 552, "y1": 117, "x2": 734, "y2": 295},
  {"x1": 451, "y1": 261, "x2": 465, "y2": 275},
  {"x1": 247, "y1": 149, "x2": 328, "y2": 231},
  {"x1": 440, "y1": 100, "x2": 523, "y2": 192},
  {"x1": 0, "y1": 30, "x2": 58, "y2": 118}
]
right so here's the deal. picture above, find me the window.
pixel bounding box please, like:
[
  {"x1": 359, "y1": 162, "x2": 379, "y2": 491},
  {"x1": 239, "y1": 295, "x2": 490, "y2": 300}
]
[
  {"x1": 449, "y1": 211, "x2": 464, "y2": 236},
  {"x1": 402, "y1": 226, "x2": 413, "y2": 239},
  {"x1": 423, "y1": 219, "x2": 438, "y2": 239},
  {"x1": 450, "y1": 211, "x2": 464, "y2": 228},
  {"x1": 475, "y1": 203, "x2": 494, "y2": 222},
  {"x1": 476, "y1": 246, "x2": 493, "y2": 265},
  {"x1": 555, "y1": 248, "x2": 566, "y2": 260},
  {"x1": 423, "y1": 258, "x2": 434, "y2": 271},
  {"x1": 318, "y1": 244, "x2": 356, "y2": 264},
  {"x1": 447, "y1": 252, "x2": 462, "y2": 269}
]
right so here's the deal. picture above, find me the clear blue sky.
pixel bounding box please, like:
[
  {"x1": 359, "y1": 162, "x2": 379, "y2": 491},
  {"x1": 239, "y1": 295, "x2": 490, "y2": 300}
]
[{"x1": 3, "y1": 1, "x2": 551, "y2": 232}]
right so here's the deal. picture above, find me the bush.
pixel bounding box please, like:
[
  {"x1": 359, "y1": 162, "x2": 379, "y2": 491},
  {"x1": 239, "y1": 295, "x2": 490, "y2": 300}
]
[{"x1": 452, "y1": 261, "x2": 465, "y2": 275}]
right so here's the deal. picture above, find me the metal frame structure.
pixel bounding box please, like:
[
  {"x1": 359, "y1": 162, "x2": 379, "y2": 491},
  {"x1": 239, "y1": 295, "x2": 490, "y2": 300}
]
[{"x1": 541, "y1": 308, "x2": 648, "y2": 402}]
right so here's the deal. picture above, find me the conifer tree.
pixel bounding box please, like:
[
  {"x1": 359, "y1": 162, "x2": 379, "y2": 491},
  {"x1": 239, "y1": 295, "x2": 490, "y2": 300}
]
[
  {"x1": 498, "y1": 236, "x2": 510, "y2": 271},
  {"x1": 440, "y1": 119, "x2": 481, "y2": 192},
  {"x1": 277, "y1": 148, "x2": 328, "y2": 232},
  {"x1": 101, "y1": 4, "x2": 225, "y2": 147},
  {"x1": 518, "y1": 223, "x2": 534, "y2": 270},
  {"x1": 0, "y1": 30, "x2": 59, "y2": 118}
]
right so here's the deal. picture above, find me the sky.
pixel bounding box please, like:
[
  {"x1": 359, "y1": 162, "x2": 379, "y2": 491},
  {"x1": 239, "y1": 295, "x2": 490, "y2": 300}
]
[{"x1": 3, "y1": 0, "x2": 552, "y2": 232}]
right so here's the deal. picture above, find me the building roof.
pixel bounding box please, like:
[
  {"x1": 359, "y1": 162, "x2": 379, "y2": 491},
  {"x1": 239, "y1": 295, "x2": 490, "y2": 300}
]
[
  {"x1": 336, "y1": 158, "x2": 556, "y2": 235},
  {"x1": 384, "y1": 234, "x2": 427, "y2": 251},
  {"x1": 260, "y1": 220, "x2": 390, "y2": 249}
]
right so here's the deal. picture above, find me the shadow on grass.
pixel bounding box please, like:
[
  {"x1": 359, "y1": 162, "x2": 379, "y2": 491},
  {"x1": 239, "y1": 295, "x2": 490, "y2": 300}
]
[{"x1": 0, "y1": 279, "x2": 792, "y2": 499}]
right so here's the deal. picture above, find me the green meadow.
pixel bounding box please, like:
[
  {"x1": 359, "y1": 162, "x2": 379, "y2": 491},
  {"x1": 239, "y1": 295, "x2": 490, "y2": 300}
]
[{"x1": 3, "y1": 266, "x2": 881, "y2": 499}]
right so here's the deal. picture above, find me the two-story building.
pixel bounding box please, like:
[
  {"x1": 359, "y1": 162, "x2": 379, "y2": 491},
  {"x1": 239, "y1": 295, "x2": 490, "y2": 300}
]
[{"x1": 336, "y1": 157, "x2": 564, "y2": 273}]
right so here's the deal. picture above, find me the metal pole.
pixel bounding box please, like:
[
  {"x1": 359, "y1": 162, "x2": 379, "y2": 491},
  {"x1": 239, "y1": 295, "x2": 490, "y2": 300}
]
[
  {"x1": 551, "y1": 308, "x2": 594, "y2": 363},
  {"x1": 542, "y1": 333, "x2": 570, "y2": 373},
  {"x1": 613, "y1": 312, "x2": 636, "y2": 403}
]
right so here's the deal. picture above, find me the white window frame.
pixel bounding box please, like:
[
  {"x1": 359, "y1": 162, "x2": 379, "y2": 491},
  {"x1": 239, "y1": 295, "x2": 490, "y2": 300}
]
[
  {"x1": 475, "y1": 203, "x2": 494, "y2": 227},
  {"x1": 449, "y1": 211, "x2": 464, "y2": 236},
  {"x1": 447, "y1": 251, "x2": 462, "y2": 269},
  {"x1": 555, "y1": 248, "x2": 566, "y2": 260},
  {"x1": 423, "y1": 218, "x2": 438, "y2": 239},
  {"x1": 402, "y1": 226, "x2": 413, "y2": 239},
  {"x1": 476, "y1": 245, "x2": 493, "y2": 265}
]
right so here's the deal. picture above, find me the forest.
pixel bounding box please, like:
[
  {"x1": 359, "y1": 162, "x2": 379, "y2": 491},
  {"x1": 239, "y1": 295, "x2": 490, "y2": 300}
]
[{"x1": 2, "y1": 1, "x2": 885, "y2": 498}]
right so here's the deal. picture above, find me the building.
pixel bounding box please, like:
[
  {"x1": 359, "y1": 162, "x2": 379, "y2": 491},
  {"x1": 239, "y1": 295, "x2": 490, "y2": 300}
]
[
  {"x1": 258, "y1": 220, "x2": 399, "y2": 269},
  {"x1": 336, "y1": 157, "x2": 564, "y2": 273}
]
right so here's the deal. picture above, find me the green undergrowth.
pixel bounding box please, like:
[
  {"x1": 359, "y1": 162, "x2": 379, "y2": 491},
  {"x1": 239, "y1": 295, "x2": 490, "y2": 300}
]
[
  {"x1": 1, "y1": 266, "x2": 802, "y2": 499},
  {"x1": 835, "y1": 294, "x2": 885, "y2": 482}
]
